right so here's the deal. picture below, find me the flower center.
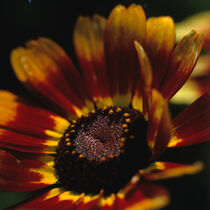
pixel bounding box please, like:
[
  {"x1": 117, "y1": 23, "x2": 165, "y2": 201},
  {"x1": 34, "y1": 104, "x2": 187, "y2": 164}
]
[{"x1": 54, "y1": 106, "x2": 151, "y2": 195}]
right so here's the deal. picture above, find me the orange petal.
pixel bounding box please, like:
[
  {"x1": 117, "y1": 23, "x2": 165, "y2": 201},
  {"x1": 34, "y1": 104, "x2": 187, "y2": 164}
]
[
  {"x1": 146, "y1": 90, "x2": 172, "y2": 159},
  {"x1": 0, "y1": 149, "x2": 56, "y2": 192},
  {"x1": 160, "y1": 30, "x2": 204, "y2": 100},
  {"x1": 145, "y1": 16, "x2": 175, "y2": 89},
  {"x1": 74, "y1": 15, "x2": 113, "y2": 108},
  {"x1": 168, "y1": 92, "x2": 210, "y2": 147},
  {"x1": 104, "y1": 4, "x2": 146, "y2": 106},
  {"x1": 176, "y1": 11, "x2": 210, "y2": 50},
  {"x1": 140, "y1": 161, "x2": 203, "y2": 180},
  {"x1": 11, "y1": 39, "x2": 93, "y2": 119}
]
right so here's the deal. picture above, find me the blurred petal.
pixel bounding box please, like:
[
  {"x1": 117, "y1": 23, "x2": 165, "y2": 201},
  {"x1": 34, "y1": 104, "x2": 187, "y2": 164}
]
[
  {"x1": 172, "y1": 54, "x2": 210, "y2": 104},
  {"x1": 0, "y1": 90, "x2": 69, "y2": 139},
  {"x1": 74, "y1": 15, "x2": 113, "y2": 108},
  {"x1": 176, "y1": 11, "x2": 210, "y2": 50},
  {"x1": 0, "y1": 149, "x2": 56, "y2": 192},
  {"x1": 145, "y1": 16, "x2": 175, "y2": 89},
  {"x1": 11, "y1": 40, "x2": 93, "y2": 119},
  {"x1": 160, "y1": 30, "x2": 204, "y2": 100},
  {"x1": 140, "y1": 161, "x2": 203, "y2": 180},
  {"x1": 168, "y1": 92, "x2": 210, "y2": 147},
  {"x1": 105, "y1": 4, "x2": 146, "y2": 106}
]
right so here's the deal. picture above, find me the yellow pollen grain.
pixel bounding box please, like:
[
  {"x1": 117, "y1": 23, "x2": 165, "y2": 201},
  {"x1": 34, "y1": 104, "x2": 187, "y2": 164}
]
[
  {"x1": 109, "y1": 154, "x2": 114, "y2": 159},
  {"x1": 100, "y1": 157, "x2": 106, "y2": 162},
  {"x1": 120, "y1": 137, "x2": 126, "y2": 142},
  {"x1": 65, "y1": 138, "x2": 70, "y2": 142},
  {"x1": 66, "y1": 142, "x2": 71, "y2": 146},
  {"x1": 72, "y1": 120, "x2": 77, "y2": 124},
  {"x1": 109, "y1": 109, "x2": 114, "y2": 115},
  {"x1": 123, "y1": 113, "x2": 130, "y2": 117},
  {"x1": 71, "y1": 150, "x2": 76, "y2": 155},
  {"x1": 124, "y1": 129, "x2": 129, "y2": 133},
  {"x1": 116, "y1": 107, "x2": 122, "y2": 112},
  {"x1": 122, "y1": 124, "x2": 128, "y2": 128},
  {"x1": 120, "y1": 143, "x2": 124, "y2": 147},
  {"x1": 91, "y1": 110, "x2": 96, "y2": 114},
  {"x1": 79, "y1": 154, "x2": 84, "y2": 159},
  {"x1": 70, "y1": 124, "x2": 75, "y2": 128},
  {"x1": 65, "y1": 133, "x2": 70, "y2": 137},
  {"x1": 70, "y1": 130, "x2": 75, "y2": 133},
  {"x1": 85, "y1": 114, "x2": 89, "y2": 118},
  {"x1": 129, "y1": 135, "x2": 135, "y2": 140},
  {"x1": 125, "y1": 118, "x2": 131, "y2": 123}
]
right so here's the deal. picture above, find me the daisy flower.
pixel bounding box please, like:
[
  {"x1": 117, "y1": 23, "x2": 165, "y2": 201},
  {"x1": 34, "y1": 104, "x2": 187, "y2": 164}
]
[{"x1": 0, "y1": 4, "x2": 209, "y2": 210}]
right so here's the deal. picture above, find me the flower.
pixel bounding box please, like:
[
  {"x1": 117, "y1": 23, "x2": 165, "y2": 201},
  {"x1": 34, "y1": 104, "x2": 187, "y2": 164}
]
[{"x1": 0, "y1": 4, "x2": 209, "y2": 210}]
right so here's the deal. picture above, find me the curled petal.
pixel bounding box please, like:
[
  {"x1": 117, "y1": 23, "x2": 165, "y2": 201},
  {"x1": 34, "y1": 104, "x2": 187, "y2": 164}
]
[{"x1": 160, "y1": 30, "x2": 204, "y2": 100}]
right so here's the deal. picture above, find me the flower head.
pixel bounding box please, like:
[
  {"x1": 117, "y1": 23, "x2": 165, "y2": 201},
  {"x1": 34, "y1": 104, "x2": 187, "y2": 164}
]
[{"x1": 0, "y1": 4, "x2": 209, "y2": 210}]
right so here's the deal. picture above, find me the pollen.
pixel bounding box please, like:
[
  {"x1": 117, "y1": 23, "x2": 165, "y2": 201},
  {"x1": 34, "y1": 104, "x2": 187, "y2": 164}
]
[
  {"x1": 66, "y1": 142, "x2": 71, "y2": 146},
  {"x1": 124, "y1": 129, "x2": 129, "y2": 133},
  {"x1": 109, "y1": 109, "x2": 114, "y2": 115},
  {"x1": 123, "y1": 113, "x2": 130, "y2": 117},
  {"x1": 120, "y1": 137, "x2": 126, "y2": 142},
  {"x1": 72, "y1": 120, "x2": 77, "y2": 124},
  {"x1": 70, "y1": 130, "x2": 75, "y2": 133},
  {"x1": 122, "y1": 124, "x2": 128, "y2": 128},
  {"x1": 125, "y1": 118, "x2": 131, "y2": 123},
  {"x1": 116, "y1": 107, "x2": 122, "y2": 112}
]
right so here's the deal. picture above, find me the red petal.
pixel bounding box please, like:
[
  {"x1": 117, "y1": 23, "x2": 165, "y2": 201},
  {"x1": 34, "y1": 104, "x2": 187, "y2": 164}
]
[
  {"x1": 115, "y1": 181, "x2": 169, "y2": 210},
  {"x1": 11, "y1": 188, "x2": 99, "y2": 210},
  {"x1": 140, "y1": 161, "x2": 203, "y2": 180},
  {"x1": 168, "y1": 92, "x2": 210, "y2": 147},
  {"x1": 104, "y1": 4, "x2": 146, "y2": 106},
  {"x1": 160, "y1": 30, "x2": 204, "y2": 100},
  {"x1": 0, "y1": 90, "x2": 69, "y2": 139},
  {"x1": 74, "y1": 15, "x2": 113, "y2": 108},
  {"x1": 0, "y1": 149, "x2": 56, "y2": 192},
  {"x1": 0, "y1": 128, "x2": 57, "y2": 154}
]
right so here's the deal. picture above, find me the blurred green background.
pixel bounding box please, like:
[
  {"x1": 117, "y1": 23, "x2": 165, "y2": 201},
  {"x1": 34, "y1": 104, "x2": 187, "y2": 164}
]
[{"x1": 0, "y1": 0, "x2": 210, "y2": 209}]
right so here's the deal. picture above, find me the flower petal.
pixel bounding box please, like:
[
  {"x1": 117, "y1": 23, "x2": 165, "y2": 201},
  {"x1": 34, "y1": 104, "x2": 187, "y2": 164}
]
[
  {"x1": 145, "y1": 16, "x2": 175, "y2": 89},
  {"x1": 140, "y1": 161, "x2": 203, "y2": 180},
  {"x1": 11, "y1": 39, "x2": 93, "y2": 119},
  {"x1": 0, "y1": 149, "x2": 56, "y2": 192},
  {"x1": 0, "y1": 128, "x2": 58, "y2": 154},
  {"x1": 160, "y1": 30, "x2": 204, "y2": 100},
  {"x1": 176, "y1": 11, "x2": 210, "y2": 50},
  {"x1": 114, "y1": 181, "x2": 169, "y2": 210},
  {"x1": 146, "y1": 90, "x2": 172, "y2": 159},
  {"x1": 11, "y1": 188, "x2": 100, "y2": 210},
  {"x1": 74, "y1": 15, "x2": 113, "y2": 108},
  {"x1": 168, "y1": 92, "x2": 210, "y2": 147},
  {"x1": 133, "y1": 41, "x2": 153, "y2": 118},
  {"x1": 104, "y1": 4, "x2": 146, "y2": 106},
  {"x1": 0, "y1": 90, "x2": 69, "y2": 139}
]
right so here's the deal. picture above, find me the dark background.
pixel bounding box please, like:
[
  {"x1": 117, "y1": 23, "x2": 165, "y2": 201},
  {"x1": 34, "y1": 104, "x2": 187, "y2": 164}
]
[{"x1": 0, "y1": 0, "x2": 210, "y2": 209}]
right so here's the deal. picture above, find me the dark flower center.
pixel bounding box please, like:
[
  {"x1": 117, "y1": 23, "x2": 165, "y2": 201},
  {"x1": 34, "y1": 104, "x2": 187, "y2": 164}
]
[{"x1": 54, "y1": 106, "x2": 151, "y2": 196}]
